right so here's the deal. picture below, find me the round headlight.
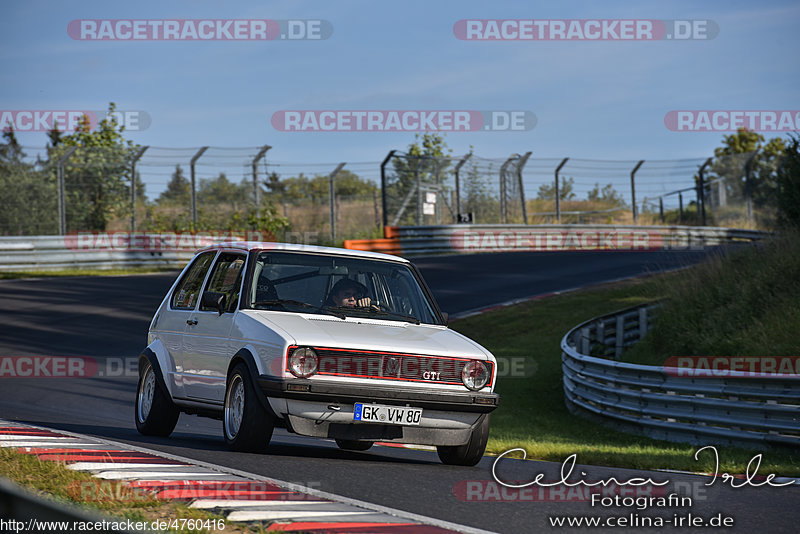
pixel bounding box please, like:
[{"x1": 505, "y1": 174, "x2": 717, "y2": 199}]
[
  {"x1": 289, "y1": 347, "x2": 318, "y2": 378},
  {"x1": 461, "y1": 360, "x2": 490, "y2": 391}
]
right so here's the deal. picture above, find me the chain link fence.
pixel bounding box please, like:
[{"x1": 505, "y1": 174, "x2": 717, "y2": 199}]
[{"x1": 0, "y1": 145, "x2": 786, "y2": 241}]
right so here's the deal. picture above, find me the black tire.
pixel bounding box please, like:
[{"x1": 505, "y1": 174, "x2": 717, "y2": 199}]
[
  {"x1": 135, "y1": 359, "x2": 180, "y2": 437},
  {"x1": 436, "y1": 414, "x2": 490, "y2": 466},
  {"x1": 223, "y1": 362, "x2": 275, "y2": 452},
  {"x1": 335, "y1": 439, "x2": 373, "y2": 451}
]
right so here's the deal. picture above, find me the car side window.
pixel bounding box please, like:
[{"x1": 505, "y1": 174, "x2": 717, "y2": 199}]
[
  {"x1": 171, "y1": 251, "x2": 216, "y2": 310},
  {"x1": 201, "y1": 253, "x2": 246, "y2": 313}
]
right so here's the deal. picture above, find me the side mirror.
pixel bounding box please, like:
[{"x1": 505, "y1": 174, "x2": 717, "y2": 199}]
[
  {"x1": 441, "y1": 312, "x2": 449, "y2": 325},
  {"x1": 201, "y1": 291, "x2": 227, "y2": 315}
]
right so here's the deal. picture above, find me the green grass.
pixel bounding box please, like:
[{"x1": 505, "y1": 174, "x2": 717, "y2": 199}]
[
  {"x1": 449, "y1": 265, "x2": 800, "y2": 476},
  {"x1": 624, "y1": 230, "x2": 800, "y2": 364},
  {"x1": 0, "y1": 448, "x2": 267, "y2": 533},
  {"x1": 0, "y1": 266, "x2": 179, "y2": 280}
]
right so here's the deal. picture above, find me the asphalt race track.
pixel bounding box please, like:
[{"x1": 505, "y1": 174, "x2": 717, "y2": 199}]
[{"x1": 1, "y1": 248, "x2": 798, "y2": 533}]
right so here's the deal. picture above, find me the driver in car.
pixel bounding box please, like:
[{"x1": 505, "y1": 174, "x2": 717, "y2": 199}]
[{"x1": 326, "y1": 278, "x2": 376, "y2": 309}]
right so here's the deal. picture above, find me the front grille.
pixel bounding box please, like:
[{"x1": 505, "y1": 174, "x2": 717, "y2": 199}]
[{"x1": 287, "y1": 346, "x2": 492, "y2": 387}]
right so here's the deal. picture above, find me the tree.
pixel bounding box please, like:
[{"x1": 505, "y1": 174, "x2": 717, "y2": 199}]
[
  {"x1": 389, "y1": 133, "x2": 453, "y2": 224},
  {"x1": 776, "y1": 134, "x2": 800, "y2": 227},
  {"x1": 46, "y1": 102, "x2": 140, "y2": 231},
  {"x1": 0, "y1": 129, "x2": 57, "y2": 235},
  {"x1": 537, "y1": 176, "x2": 575, "y2": 201},
  {"x1": 706, "y1": 128, "x2": 786, "y2": 206},
  {"x1": 587, "y1": 182, "x2": 626, "y2": 207},
  {"x1": 197, "y1": 173, "x2": 250, "y2": 209},
  {"x1": 157, "y1": 165, "x2": 191, "y2": 206}
]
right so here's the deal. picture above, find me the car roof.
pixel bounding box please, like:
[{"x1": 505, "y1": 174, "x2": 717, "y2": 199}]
[{"x1": 195, "y1": 241, "x2": 410, "y2": 263}]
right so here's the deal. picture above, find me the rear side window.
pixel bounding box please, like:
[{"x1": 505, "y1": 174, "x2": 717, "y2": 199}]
[
  {"x1": 201, "y1": 253, "x2": 246, "y2": 312},
  {"x1": 171, "y1": 251, "x2": 216, "y2": 310}
]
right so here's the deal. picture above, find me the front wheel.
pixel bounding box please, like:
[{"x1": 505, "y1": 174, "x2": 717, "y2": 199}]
[
  {"x1": 135, "y1": 359, "x2": 180, "y2": 437},
  {"x1": 223, "y1": 362, "x2": 275, "y2": 452},
  {"x1": 437, "y1": 414, "x2": 490, "y2": 466}
]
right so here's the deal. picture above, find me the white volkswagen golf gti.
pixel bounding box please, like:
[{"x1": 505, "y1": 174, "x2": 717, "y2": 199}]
[{"x1": 136, "y1": 242, "x2": 499, "y2": 465}]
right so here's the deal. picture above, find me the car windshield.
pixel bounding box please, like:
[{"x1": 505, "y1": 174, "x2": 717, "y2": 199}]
[{"x1": 247, "y1": 251, "x2": 440, "y2": 325}]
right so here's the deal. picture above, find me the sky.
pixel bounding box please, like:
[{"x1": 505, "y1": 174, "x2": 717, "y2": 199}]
[{"x1": 2, "y1": 0, "x2": 798, "y2": 198}]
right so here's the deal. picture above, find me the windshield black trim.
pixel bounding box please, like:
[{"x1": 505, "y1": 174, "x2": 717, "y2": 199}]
[{"x1": 239, "y1": 249, "x2": 445, "y2": 326}]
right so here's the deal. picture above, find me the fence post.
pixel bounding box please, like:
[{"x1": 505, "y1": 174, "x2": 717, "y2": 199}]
[
  {"x1": 190, "y1": 147, "x2": 208, "y2": 227},
  {"x1": 380, "y1": 150, "x2": 396, "y2": 228},
  {"x1": 415, "y1": 162, "x2": 422, "y2": 225},
  {"x1": 56, "y1": 147, "x2": 78, "y2": 235},
  {"x1": 251, "y1": 145, "x2": 271, "y2": 211},
  {"x1": 454, "y1": 153, "x2": 471, "y2": 221},
  {"x1": 329, "y1": 162, "x2": 346, "y2": 242},
  {"x1": 130, "y1": 146, "x2": 148, "y2": 233},
  {"x1": 517, "y1": 151, "x2": 532, "y2": 224},
  {"x1": 744, "y1": 150, "x2": 759, "y2": 225},
  {"x1": 499, "y1": 155, "x2": 516, "y2": 224},
  {"x1": 630, "y1": 160, "x2": 644, "y2": 224},
  {"x1": 697, "y1": 157, "x2": 712, "y2": 226},
  {"x1": 555, "y1": 157, "x2": 569, "y2": 223}
]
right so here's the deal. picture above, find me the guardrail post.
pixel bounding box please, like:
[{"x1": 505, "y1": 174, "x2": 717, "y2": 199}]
[
  {"x1": 697, "y1": 157, "x2": 712, "y2": 226},
  {"x1": 329, "y1": 162, "x2": 346, "y2": 242},
  {"x1": 56, "y1": 147, "x2": 78, "y2": 235},
  {"x1": 517, "y1": 151, "x2": 532, "y2": 224},
  {"x1": 555, "y1": 158, "x2": 569, "y2": 223},
  {"x1": 190, "y1": 147, "x2": 208, "y2": 227},
  {"x1": 744, "y1": 150, "x2": 759, "y2": 225},
  {"x1": 615, "y1": 315, "x2": 625, "y2": 359},
  {"x1": 638, "y1": 306, "x2": 648, "y2": 341},
  {"x1": 130, "y1": 146, "x2": 148, "y2": 233},
  {"x1": 251, "y1": 145, "x2": 271, "y2": 211},
  {"x1": 380, "y1": 150, "x2": 396, "y2": 228},
  {"x1": 453, "y1": 153, "x2": 471, "y2": 222},
  {"x1": 630, "y1": 160, "x2": 644, "y2": 224},
  {"x1": 580, "y1": 326, "x2": 590, "y2": 354}
]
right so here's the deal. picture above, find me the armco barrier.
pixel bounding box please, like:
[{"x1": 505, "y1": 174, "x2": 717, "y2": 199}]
[
  {"x1": 561, "y1": 303, "x2": 800, "y2": 448},
  {"x1": 0, "y1": 234, "x2": 204, "y2": 272},
  {"x1": 345, "y1": 224, "x2": 767, "y2": 256}
]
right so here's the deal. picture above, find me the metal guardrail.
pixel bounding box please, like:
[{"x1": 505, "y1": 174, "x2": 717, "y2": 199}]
[
  {"x1": 0, "y1": 477, "x2": 140, "y2": 533},
  {"x1": 0, "y1": 235, "x2": 200, "y2": 272},
  {"x1": 561, "y1": 303, "x2": 800, "y2": 448},
  {"x1": 345, "y1": 224, "x2": 768, "y2": 257}
]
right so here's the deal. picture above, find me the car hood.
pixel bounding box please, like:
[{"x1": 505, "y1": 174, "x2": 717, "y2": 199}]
[{"x1": 244, "y1": 310, "x2": 493, "y2": 361}]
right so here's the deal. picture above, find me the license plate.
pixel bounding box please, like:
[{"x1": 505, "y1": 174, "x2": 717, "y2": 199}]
[{"x1": 354, "y1": 403, "x2": 422, "y2": 426}]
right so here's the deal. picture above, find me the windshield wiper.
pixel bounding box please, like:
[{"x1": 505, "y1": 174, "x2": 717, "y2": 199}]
[
  {"x1": 253, "y1": 300, "x2": 346, "y2": 319},
  {"x1": 327, "y1": 306, "x2": 420, "y2": 325}
]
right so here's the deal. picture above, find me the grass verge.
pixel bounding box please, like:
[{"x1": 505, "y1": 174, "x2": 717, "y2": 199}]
[
  {"x1": 0, "y1": 267, "x2": 179, "y2": 280},
  {"x1": 449, "y1": 263, "x2": 800, "y2": 476},
  {"x1": 0, "y1": 447, "x2": 265, "y2": 533}
]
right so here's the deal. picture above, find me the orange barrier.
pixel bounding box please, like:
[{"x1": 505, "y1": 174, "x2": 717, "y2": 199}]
[{"x1": 343, "y1": 238, "x2": 401, "y2": 255}]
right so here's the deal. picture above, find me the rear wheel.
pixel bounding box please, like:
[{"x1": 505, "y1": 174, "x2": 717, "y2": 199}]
[
  {"x1": 436, "y1": 414, "x2": 490, "y2": 466},
  {"x1": 223, "y1": 362, "x2": 275, "y2": 452},
  {"x1": 335, "y1": 439, "x2": 373, "y2": 451},
  {"x1": 135, "y1": 359, "x2": 180, "y2": 437}
]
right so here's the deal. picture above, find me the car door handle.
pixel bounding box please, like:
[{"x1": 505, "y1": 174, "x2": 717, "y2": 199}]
[{"x1": 186, "y1": 319, "x2": 198, "y2": 326}]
